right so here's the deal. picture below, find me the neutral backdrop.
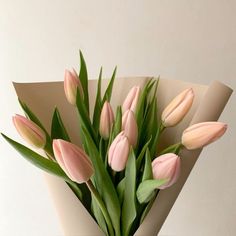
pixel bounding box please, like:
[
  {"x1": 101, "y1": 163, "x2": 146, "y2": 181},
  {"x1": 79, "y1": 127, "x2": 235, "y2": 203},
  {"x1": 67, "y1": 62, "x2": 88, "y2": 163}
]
[{"x1": 0, "y1": 1, "x2": 235, "y2": 235}]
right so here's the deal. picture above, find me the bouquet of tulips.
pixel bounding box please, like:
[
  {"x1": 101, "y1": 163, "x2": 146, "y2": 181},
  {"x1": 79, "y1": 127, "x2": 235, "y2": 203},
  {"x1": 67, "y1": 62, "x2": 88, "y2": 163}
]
[{"x1": 2, "y1": 52, "x2": 227, "y2": 236}]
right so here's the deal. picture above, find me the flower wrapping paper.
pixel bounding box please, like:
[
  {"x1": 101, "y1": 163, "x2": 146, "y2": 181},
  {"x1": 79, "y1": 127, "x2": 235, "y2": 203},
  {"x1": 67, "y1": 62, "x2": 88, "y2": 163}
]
[{"x1": 13, "y1": 77, "x2": 232, "y2": 236}]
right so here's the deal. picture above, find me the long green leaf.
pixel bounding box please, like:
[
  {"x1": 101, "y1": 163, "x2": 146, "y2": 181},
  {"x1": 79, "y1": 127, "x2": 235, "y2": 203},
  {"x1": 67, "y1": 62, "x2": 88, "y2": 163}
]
[
  {"x1": 111, "y1": 106, "x2": 122, "y2": 141},
  {"x1": 122, "y1": 148, "x2": 137, "y2": 236},
  {"x1": 102, "y1": 67, "x2": 117, "y2": 104},
  {"x1": 136, "y1": 138, "x2": 151, "y2": 170},
  {"x1": 51, "y1": 107, "x2": 71, "y2": 141},
  {"x1": 1, "y1": 133, "x2": 72, "y2": 183},
  {"x1": 81, "y1": 126, "x2": 121, "y2": 236},
  {"x1": 76, "y1": 87, "x2": 97, "y2": 145},
  {"x1": 18, "y1": 99, "x2": 48, "y2": 135},
  {"x1": 142, "y1": 149, "x2": 153, "y2": 182},
  {"x1": 79, "y1": 50, "x2": 89, "y2": 113},
  {"x1": 137, "y1": 179, "x2": 167, "y2": 204},
  {"x1": 92, "y1": 67, "x2": 103, "y2": 134},
  {"x1": 91, "y1": 195, "x2": 108, "y2": 235}
]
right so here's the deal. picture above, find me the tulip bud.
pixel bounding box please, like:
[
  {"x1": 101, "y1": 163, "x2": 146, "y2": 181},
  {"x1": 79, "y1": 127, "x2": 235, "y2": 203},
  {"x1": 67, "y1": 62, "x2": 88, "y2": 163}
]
[
  {"x1": 161, "y1": 88, "x2": 194, "y2": 127},
  {"x1": 152, "y1": 153, "x2": 181, "y2": 189},
  {"x1": 108, "y1": 131, "x2": 130, "y2": 172},
  {"x1": 64, "y1": 69, "x2": 84, "y2": 105},
  {"x1": 99, "y1": 101, "x2": 114, "y2": 139},
  {"x1": 182, "y1": 122, "x2": 227, "y2": 150},
  {"x1": 13, "y1": 114, "x2": 46, "y2": 148},
  {"x1": 53, "y1": 139, "x2": 94, "y2": 183},
  {"x1": 122, "y1": 86, "x2": 141, "y2": 113},
  {"x1": 122, "y1": 109, "x2": 138, "y2": 147}
]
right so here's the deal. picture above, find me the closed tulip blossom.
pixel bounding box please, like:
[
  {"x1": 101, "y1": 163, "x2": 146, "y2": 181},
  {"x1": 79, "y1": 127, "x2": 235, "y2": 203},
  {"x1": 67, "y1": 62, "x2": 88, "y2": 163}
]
[
  {"x1": 13, "y1": 114, "x2": 46, "y2": 148},
  {"x1": 53, "y1": 139, "x2": 94, "y2": 183},
  {"x1": 152, "y1": 153, "x2": 181, "y2": 189},
  {"x1": 182, "y1": 122, "x2": 227, "y2": 150},
  {"x1": 122, "y1": 86, "x2": 141, "y2": 113},
  {"x1": 122, "y1": 109, "x2": 138, "y2": 147},
  {"x1": 108, "y1": 131, "x2": 130, "y2": 172},
  {"x1": 161, "y1": 88, "x2": 194, "y2": 127},
  {"x1": 64, "y1": 69, "x2": 84, "y2": 105},
  {"x1": 99, "y1": 101, "x2": 114, "y2": 139}
]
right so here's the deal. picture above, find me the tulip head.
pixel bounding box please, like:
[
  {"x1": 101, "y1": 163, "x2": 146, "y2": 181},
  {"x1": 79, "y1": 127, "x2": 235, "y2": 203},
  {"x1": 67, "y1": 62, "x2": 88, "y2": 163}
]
[
  {"x1": 108, "y1": 131, "x2": 130, "y2": 172},
  {"x1": 182, "y1": 121, "x2": 227, "y2": 150},
  {"x1": 122, "y1": 109, "x2": 138, "y2": 147},
  {"x1": 161, "y1": 88, "x2": 194, "y2": 127},
  {"x1": 99, "y1": 101, "x2": 114, "y2": 139},
  {"x1": 64, "y1": 69, "x2": 84, "y2": 105},
  {"x1": 13, "y1": 114, "x2": 46, "y2": 148},
  {"x1": 122, "y1": 86, "x2": 141, "y2": 113},
  {"x1": 53, "y1": 139, "x2": 94, "y2": 183},
  {"x1": 152, "y1": 153, "x2": 181, "y2": 189}
]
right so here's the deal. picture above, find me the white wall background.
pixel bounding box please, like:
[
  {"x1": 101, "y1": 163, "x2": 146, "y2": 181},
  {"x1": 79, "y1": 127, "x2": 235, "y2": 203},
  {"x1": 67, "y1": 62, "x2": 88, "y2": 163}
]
[{"x1": 0, "y1": 0, "x2": 235, "y2": 235}]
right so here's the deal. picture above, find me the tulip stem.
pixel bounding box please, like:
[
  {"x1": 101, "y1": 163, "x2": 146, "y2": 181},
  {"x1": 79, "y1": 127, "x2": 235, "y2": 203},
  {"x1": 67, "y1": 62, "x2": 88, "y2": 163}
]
[{"x1": 86, "y1": 180, "x2": 114, "y2": 236}]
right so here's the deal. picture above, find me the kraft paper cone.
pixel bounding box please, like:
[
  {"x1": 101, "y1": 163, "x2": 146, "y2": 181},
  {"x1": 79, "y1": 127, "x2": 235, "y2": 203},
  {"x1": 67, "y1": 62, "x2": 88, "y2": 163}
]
[{"x1": 13, "y1": 78, "x2": 232, "y2": 236}]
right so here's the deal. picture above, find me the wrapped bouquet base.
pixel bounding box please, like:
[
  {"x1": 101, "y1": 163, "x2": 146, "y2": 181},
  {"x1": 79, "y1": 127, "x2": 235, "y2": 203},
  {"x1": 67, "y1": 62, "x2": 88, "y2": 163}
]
[{"x1": 13, "y1": 77, "x2": 232, "y2": 236}]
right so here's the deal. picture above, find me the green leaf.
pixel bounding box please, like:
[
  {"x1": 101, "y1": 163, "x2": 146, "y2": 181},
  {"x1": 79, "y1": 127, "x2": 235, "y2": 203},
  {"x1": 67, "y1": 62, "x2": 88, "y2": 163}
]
[
  {"x1": 1, "y1": 133, "x2": 72, "y2": 183},
  {"x1": 76, "y1": 87, "x2": 97, "y2": 145},
  {"x1": 135, "y1": 79, "x2": 154, "y2": 138},
  {"x1": 117, "y1": 178, "x2": 125, "y2": 203},
  {"x1": 79, "y1": 50, "x2": 89, "y2": 113},
  {"x1": 159, "y1": 143, "x2": 182, "y2": 155},
  {"x1": 51, "y1": 107, "x2": 71, "y2": 141},
  {"x1": 111, "y1": 106, "x2": 122, "y2": 141},
  {"x1": 92, "y1": 67, "x2": 103, "y2": 134},
  {"x1": 91, "y1": 195, "x2": 108, "y2": 235},
  {"x1": 139, "y1": 191, "x2": 157, "y2": 224},
  {"x1": 18, "y1": 99, "x2": 49, "y2": 136},
  {"x1": 122, "y1": 148, "x2": 137, "y2": 236},
  {"x1": 137, "y1": 179, "x2": 167, "y2": 204},
  {"x1": 142, "y1": 149, "x2": 153, "y2": 182},
  {"x1": 81, "y1": 126, "x2": 121, "y2": 236},
  {"x1": 136, "y1": 138, "x2": 151, "y2": 170},
  {"x1": 102, "y1": 67, "x2": 117, "y2": 104}
]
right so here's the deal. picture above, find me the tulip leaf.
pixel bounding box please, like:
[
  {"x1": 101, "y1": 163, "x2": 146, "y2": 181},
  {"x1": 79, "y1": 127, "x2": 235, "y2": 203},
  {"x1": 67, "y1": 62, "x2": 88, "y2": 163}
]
[
  {"x1": 18, "y1": 99, "x2": 49, "y2": 136},
  {"x1": 102, "y1": 67, "x2": 117, "y2": 104},
  {"x1": 117, "y1": 177, "x2": 125, "y2": 203},
  {"x1": 142, "y1": 149, "x2": 153, "y2": 182},
  {"x1": 136, "y1": 179, "x2": 167, "y2": 204},
  {"x1": 122, "y1": 148, "x2": 137, "y2": 236},
  {"x1": 159, "y1": 143, "x2": 182, "y2": 156},
  {"x1": 92, "y1": 67, "x2": 103, "y2": 134},
  {"x1": 1, "y1": 133, "x2": 72, "y2": 183},
  {"x1": 136, "y1": 138, "x2": 151, "y2": 170},
  {"x1": 135, "y1": 79, "x2": 154, "y2": 139},
  {"x1": 111, "y1": 106, "x2": 122, "y2": 141},
  {"x1": 76, "y1": 87, "x2": 97, "y2": 145},
  {"x1": 51, "y1": 107, "x2": 71, "y2": 142},
  {"x1": 79, "y1": 50, "x2": 89, "y2": 114},
  {"x1": 81, "y1": 125, "x2": 121, "y2": 236},
  {"x1": 91, "y1": 195, "x2": 108, "y2": 235},
  {"x1": 139, "y1": 191, "x2": 157, "y2": 224}
]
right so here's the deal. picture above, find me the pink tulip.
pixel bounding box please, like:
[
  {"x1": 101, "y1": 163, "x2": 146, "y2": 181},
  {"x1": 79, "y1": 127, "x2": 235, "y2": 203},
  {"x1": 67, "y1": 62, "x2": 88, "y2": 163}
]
[
  {"x1": 182, "y1": 122, "x2": 227, "y2": 150},
  {"x1": 99, "y1": 101, "x2": 114, "y2": 139},
  {"x1": 122, "y1": 109, "x2": 138, "y2": 147},
  {"x1": 122, "y1": 86, "x2": 141, "y2": 113},
  {"x1": 161, "y1": 88, "x2": 194, "y2": 127},
  {"x1": 64, "y1": 69, "x2": 84, "y2": 105},
  {"x1": 152, "y1": 153, "x2": 181, "y2": 189},
  {"x1": 13, "y1": 114, "x2": 46, "y2": 148},
  {"x1": 108, "y1": 131, "x2": 130, "y2": 172},
  {"x1": 53, "y1": 139, "x2": 94, "y2": 183}
]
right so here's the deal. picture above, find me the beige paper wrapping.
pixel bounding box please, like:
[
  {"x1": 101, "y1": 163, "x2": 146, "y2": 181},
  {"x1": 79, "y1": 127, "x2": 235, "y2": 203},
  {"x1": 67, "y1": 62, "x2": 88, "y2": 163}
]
[{"x1": 13, "y1": 78, "x2": 232, "y2": 236}]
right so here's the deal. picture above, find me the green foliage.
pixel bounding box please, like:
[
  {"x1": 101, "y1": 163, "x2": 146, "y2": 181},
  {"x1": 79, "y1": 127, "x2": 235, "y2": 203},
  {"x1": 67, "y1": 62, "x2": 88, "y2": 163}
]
[{"x1": 121, "y1": 149, "x2": 137, "y2": 236}]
